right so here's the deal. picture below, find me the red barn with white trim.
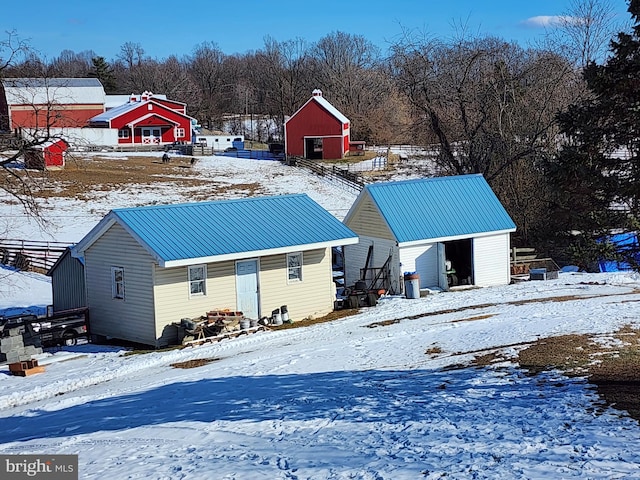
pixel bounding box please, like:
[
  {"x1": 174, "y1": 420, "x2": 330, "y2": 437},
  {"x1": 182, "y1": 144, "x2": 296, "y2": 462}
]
[
  {"x1": 285, "y1": 89, "x2": 350, "y2": 160},
  {"x1": 89, "y1": 92, "x2": 193, "y2": 145},
  {"x1": 0, "y1": 78, "x2": 105, "y2": 131}
]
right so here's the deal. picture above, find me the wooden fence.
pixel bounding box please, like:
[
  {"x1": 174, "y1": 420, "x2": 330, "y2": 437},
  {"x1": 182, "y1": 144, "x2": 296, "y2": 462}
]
[
  {"x1": 0, "y1": 239, "x2": 70, "y2": 273},
  {"x1": 510, "y1": 247, "x2": 560, "y2": 276},
  {"x1": 284, "y1": 157, "x2": 366, "y2": 193}
]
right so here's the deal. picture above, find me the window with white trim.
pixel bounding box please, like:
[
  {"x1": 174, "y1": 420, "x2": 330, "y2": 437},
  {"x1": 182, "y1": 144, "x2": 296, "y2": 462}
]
[
  {"x1": 189, "y1": 264, "x2": 207, "y2": 296},
  {"x1": 287, "y1": 252, "x2": 302, "y2": 282},
  {"x1": 118, "y1": 129, "x2": 130, "y2": 139},
  {"x1": 111, "y1": 266, "x2": 125, "y2": 299},
  {"x1": 175, "y1": 127, "x2": 185, "y2": 138}
]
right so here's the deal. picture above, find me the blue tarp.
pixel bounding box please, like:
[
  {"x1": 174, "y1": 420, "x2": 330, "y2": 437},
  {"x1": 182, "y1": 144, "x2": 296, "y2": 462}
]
[{"x1": 598, "y1": 232, "x2": 639, "y2": 272}]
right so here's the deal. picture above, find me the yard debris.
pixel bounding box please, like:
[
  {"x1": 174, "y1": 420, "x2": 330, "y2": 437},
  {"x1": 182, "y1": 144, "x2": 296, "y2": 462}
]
[{"x1": 175, "y1": 310, "x2": 269, "y2": 347}]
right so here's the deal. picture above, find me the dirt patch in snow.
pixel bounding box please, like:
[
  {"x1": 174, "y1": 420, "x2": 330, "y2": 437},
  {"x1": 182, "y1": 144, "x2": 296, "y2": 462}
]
[
  {"x1": 269, "y1": 308, "x2": 359, "y2": 330},
  {"x1": 170, "y1": 357, "x2": 221, "y2": 369},
  {"x1": 518, "y1": 325, "x2": 640, "y2": 421},
  {"x1": 15, "y1": 155, "x2": 263, "y2": 203}
]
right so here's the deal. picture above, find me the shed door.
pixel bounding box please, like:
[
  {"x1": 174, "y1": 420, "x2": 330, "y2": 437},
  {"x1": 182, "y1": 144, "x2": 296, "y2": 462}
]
[{"x1": 236, "y1": 260, "x2": 259, "y2": 319}]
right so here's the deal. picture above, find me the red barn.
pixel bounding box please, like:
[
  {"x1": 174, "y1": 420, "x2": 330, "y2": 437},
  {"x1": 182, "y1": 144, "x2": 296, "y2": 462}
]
[
  {"x1": 89, "y1": 92, "x2": 192, "y2": 145},
  {"x1": 24, "y1": 139, "x2": 69, "y2": 170},
  {"x1": 0, "y1": 78, "x2": 106, "y2": 131},
  {"x1": 285, "y1": 89, "x2": 350, "y2": 160}
]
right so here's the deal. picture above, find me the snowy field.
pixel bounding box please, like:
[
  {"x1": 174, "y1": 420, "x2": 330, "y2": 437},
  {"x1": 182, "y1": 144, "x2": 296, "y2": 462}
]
[{"x1": 1, "y1": 154, "x2": 640, "y2": 479}]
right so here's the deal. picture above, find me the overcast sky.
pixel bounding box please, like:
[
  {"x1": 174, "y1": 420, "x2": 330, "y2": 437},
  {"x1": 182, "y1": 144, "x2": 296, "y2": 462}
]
[{"x1": 2, "y1": 0, "x2": 631, "y2": 61}]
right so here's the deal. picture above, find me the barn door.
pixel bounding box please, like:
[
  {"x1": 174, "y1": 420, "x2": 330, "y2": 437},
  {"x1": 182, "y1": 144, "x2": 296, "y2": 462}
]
[
  {"x1": 236, "y1": 259, "x2": 259, "y2": 319},
  {"x1": 142, "y1": 128, "x2": 161, "y2": 144},
  {"x1": 305, "y1": 138, "x2": 323, "y2": 159}
]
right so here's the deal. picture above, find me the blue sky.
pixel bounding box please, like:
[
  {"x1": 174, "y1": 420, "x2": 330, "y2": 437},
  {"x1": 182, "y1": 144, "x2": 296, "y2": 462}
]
[{"x1": 2, "y1": 0, "x2": 631, "y2": 61}]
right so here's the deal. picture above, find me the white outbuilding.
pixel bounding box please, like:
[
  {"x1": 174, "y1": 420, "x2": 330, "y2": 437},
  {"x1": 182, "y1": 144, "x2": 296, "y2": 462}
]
[{"x1": 342, "y1": 175, "x2": 517, "y2": 294}]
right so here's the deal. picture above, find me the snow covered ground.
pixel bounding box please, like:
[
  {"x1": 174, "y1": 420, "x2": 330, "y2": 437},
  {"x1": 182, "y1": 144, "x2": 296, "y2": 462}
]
[{"x1": 1, "y1": 154, "x2": 640, "y2": 479}]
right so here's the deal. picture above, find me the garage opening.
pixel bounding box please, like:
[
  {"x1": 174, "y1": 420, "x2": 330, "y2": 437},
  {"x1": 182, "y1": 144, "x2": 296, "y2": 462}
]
[
  {"x1": 444, "y1": 238, "x2": 473, "y2": 287},
  {"x1": 305, "y1": 138, "x2": 323, "y2": 159}
]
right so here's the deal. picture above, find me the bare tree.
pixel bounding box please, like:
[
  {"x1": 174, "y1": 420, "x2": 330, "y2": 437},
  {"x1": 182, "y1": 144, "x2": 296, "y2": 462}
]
[
  {"x1": 545, "y1": 0, "x2": 626, "y2": 67},
  {"x1": 118, "y1": 42, "x2": 146, "y2": 69},
  {"x1": 49, "y1": 49, "x2": 95, "y2": 77},
  {"x1": 0, "y1": 34, "x2": 55, "y2": 221},
  {"x1": 186, "y1": 42, "x2": 227, "y2": 129},
  {"x1": 310, "y1": 31, "x2": 405, "y2": 143},
  {"x1": 252, "y1": 37, "x2": 314, "y2": 139},
  {"x1": 0, "y1": 31, "x2": 29, "y2": 74},
  {"x1": 390, "y1": 32, "x2": 581, "y2": 244}
]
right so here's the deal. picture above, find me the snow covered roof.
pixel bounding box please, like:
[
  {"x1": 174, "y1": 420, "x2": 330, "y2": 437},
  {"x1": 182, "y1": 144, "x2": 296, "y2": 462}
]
[
  {"x1": 347, "y1": 174, "x2": 516, "y2": 244},
  {"x1": 90, "y1": 99, "x2": 189, "y2": 125},
  {"x1": 286, "y1": 89, "x2": 349, "y2": 125},
  {"x1": 74, "y1": 194, "x2": 358, "y2": 267},
  {"x1": 89, "y1": 101, "x2": 140, "y2": 123},
  {"x1": 2, "y1": 77, "x2": 106, "y2": 105},
  {"x1": 105, "y1": 93, "x2": 167, "y2": 109}
]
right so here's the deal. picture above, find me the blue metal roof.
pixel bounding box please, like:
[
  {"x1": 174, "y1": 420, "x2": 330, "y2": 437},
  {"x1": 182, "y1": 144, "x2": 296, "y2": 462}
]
[
  {"x1": 105, "y1": 194, "x2": 357, "y2": 265},
  {"x1": 363, "y1": 175, "x2": 516, "y2": 243}
]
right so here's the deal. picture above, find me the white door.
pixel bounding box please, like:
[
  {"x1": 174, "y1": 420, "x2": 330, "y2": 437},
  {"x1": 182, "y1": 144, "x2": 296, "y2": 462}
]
[
  {"x1": 236, "y1": 260, "x2": 259, "y2": 319},
  {"x1": 142, "y1": 128, "x2": 161, "y2": 144}
]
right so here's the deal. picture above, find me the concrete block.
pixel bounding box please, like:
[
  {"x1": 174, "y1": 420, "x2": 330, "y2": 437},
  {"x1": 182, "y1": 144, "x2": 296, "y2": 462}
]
[
  {"x1": 1, "y1": 336, "x2": 24, "y2": 351},
  {"x1": 4, "y1": 351, "x2": 24, "y2": 364},
  {"x1": 23, "y1": 345, "x2": 42, "y2": 356},
  {"x1": 7, "y1": 327, "x2": 24, "y2": 337}
]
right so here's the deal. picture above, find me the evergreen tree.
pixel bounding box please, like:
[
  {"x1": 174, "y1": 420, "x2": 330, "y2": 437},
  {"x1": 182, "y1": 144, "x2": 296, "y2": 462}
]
[
  {"x1": 545, "y1": 0, "x2": 640, "y2": 270},
  {"x1": 89, "y1": 56, "x2": 117, "y2": 93}
]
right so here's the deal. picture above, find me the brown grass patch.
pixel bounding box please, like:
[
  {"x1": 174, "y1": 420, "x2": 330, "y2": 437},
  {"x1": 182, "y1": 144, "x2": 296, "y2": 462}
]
[
  {"x1": 170, "y1": 357, "x2": 220, "y2": 369},
  {"x1": 425, "y1": 345, "x2": 443, "y2": 356},
  {"x1": 518, "y1": 325, "x2": 640, "y2": 421},
  {"x1": 17, "y1": 154, "x2": 264, "y2": 202},
  {"x1": 451, "y1": 314, "x2": 495, "y2": 323},
  {"x1": 473, "y1": 352, "x2": 504, "y2": 367},
  {"x1": 366, "y1": 319, "x2": 401, "y2": 328},
  {"x1": 268, "y1": 308, "x2": 359, "y2": 330}
]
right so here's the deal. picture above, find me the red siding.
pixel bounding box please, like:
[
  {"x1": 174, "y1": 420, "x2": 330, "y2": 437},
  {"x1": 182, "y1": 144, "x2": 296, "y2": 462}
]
[
  {"x1": 154, "y1": 98, "x2": 187, "y2": 114},
  {"x1": 10, "y1": 105, "x2": 104, "y2": 129},
  {"x1": 322, "y1": 137, "x2": 345, "y2": 160},
  {"x1": 44, "y1": 139, "x2": 67, "y2": 167},
  {"x1": 110, "y1": 101, "x2": 192, "y2": 144}
]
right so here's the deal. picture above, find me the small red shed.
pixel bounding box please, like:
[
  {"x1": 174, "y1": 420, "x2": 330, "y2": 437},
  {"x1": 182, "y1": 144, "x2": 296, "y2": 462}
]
[
  {"x1": 24, "y1": 139, "x2": 68, "y2": 170},
  {"x1": 284, "y1": 89, "x2": 350, "y2": 160}
]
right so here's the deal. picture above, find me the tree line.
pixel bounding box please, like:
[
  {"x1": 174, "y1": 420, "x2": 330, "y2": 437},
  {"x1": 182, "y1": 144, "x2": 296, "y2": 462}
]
[{"x1": 2, "y1": 0, "x2": 639, "y2": 270}]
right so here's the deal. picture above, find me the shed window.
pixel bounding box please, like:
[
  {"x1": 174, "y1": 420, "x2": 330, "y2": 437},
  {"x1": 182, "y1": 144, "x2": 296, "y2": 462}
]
[
  {"x1": 287, "y1": 252, "x2": 302, "y2": 282},
  {"x1": 111, "y1": 266, "x2": 125, "y2": 300},
  {"x1": 118, "y1": 129, "x2": 130, "y2": 139},
  {"x1": 189, "y1": 265, "x2": 207, "y2": 296},
  {"x1": 175, "y1": 127, "x2": 185, "y2": 138}
]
